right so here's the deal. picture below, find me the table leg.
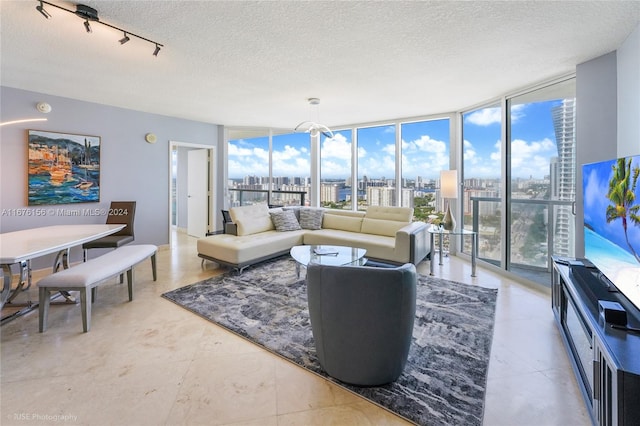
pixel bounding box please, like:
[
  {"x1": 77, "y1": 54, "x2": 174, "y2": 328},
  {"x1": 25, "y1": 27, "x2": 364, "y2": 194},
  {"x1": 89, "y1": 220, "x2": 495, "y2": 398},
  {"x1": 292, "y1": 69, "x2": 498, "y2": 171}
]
[
  {"x1": 53, "y1": 248, "x2": 75, "y2": 303},
  {"x1": 438, "y1": 232, "x2": 444, "y2": 265},
  {"x1": 429, "y1": 233, "x2": 435, "y2": 275},
  {"x1": 471, "y1": 232, "x2": 477, "y2": 277},
  {"x1": 1, "y1": 264, "x2": 13, "y2": 310}
]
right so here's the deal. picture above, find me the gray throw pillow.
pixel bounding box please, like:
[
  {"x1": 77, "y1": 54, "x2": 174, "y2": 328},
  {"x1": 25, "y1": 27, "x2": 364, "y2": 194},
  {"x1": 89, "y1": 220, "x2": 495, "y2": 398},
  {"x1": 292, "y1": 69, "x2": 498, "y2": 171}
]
[
  {"x1": 269, "y1": 210, "x2": 302, "y2": 232},
  {"x1": 299, "y1": 208, "x2": 324, "y2": 230}
]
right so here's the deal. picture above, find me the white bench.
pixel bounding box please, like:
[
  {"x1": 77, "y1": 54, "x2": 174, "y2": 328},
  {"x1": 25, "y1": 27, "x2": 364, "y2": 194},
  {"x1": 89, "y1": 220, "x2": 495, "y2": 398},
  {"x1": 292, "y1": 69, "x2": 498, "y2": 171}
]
[{"x1": 38, "y1": 244, "x2": 158, "y2": 332}]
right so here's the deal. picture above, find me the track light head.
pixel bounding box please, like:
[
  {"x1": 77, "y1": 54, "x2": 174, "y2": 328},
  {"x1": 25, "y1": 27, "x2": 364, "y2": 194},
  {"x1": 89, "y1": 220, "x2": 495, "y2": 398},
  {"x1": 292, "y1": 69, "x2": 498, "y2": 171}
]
[
  {"x1": 153, "y1": 44, "x2": 161, "y2": 57},
  {"x1": 36, "y1": 1, "x2": 51, "y2": 18},
  {"x1": 119, "y1": 33, "x2": 130, "y2": 44},
  {"x1": 83, "y1": 19, "x2": 91, "y2": 33}
]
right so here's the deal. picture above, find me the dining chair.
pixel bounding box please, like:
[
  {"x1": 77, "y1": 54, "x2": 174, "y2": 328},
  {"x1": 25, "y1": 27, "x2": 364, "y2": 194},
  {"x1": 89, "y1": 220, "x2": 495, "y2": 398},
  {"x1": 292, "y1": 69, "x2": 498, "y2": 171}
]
[{"x1": 83, "y1": 201, "x2": 136, "y2": 261}]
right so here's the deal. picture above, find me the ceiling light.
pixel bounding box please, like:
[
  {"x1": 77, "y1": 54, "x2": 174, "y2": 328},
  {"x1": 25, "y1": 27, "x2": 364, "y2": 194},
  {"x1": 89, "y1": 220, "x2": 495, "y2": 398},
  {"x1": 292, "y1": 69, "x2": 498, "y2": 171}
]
[
  {"x1": 34, "y1": 1, "x2": 164, "y2": 56},
  {"x1": 36, "y1": 1, "x2": 51, "y2": 19},
  {"x1": 294, "y1": 98, "x2": 334, "y2": 138}
]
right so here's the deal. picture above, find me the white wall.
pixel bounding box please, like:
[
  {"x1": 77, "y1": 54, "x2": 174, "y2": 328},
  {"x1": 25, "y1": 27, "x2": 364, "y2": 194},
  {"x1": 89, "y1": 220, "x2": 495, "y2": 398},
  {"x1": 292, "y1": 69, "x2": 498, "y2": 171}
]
[
  {"x1": 0, "y1": 87, "x2": 218, "y2": 268},
  {"x1": 617, "y1": 24, "x2": 640, "y2": 158}
]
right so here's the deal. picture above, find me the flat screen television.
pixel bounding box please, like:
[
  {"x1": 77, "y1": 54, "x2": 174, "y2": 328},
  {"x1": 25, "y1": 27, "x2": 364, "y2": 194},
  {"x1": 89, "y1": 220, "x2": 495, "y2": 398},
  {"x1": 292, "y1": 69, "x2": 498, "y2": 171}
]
[{"x1": 583, "y1": 154, "x2": 640, "y2": 311}]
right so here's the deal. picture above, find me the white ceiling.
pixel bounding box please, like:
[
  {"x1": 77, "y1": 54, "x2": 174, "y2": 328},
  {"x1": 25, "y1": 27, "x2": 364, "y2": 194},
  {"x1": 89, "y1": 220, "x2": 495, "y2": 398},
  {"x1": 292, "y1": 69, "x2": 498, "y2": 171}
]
[{"x1": 1, "y1": 1, "x2": 639, "y2": 130}]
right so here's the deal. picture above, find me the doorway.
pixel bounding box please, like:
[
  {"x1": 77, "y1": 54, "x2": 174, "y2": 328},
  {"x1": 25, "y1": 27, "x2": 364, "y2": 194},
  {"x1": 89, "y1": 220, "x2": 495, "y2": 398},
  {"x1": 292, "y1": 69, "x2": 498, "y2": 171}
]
[{"x1": 169, "y1": 141, "x2": 216, "y2": 242}]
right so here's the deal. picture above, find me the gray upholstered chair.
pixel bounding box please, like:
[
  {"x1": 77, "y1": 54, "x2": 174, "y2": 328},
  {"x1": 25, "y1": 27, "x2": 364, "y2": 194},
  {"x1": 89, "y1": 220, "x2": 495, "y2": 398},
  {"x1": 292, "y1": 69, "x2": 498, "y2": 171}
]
[{"x1": 306, "y1": 262, "x2": 417, "y2": 386}]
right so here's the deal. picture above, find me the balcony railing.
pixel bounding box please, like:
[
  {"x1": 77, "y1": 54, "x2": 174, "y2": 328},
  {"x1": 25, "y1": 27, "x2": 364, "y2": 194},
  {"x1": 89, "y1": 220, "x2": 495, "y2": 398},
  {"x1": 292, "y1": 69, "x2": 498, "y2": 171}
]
[
  {"x1": 229, "y1": 188, "x2": 306, "y2": 208},
  {"x1": 468, "y1": 196, "x2": 575, "y2": 276}
]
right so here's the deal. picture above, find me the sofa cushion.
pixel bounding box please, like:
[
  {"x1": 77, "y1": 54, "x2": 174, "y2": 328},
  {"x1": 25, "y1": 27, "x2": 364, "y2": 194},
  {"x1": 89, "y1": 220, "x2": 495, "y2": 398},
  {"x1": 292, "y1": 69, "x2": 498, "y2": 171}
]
[
  {"x1": 361, "y1": 218, "x2": 408, "y2": 237},
  {"x1": 230, "y1": 204, "x2": 275, "y2": 236},
  {"x1": 322, "y1": 213, "x2": 363, "y2": 232},
  {"x1": 365, "y1": 206, "x2": 413, "y2": 222},
  {"x1": 269, "y1": 209, "x2": 302, "y2": 232},
  {"x1": 299, "y1": 208, "x2": 324, "y2": 230}
]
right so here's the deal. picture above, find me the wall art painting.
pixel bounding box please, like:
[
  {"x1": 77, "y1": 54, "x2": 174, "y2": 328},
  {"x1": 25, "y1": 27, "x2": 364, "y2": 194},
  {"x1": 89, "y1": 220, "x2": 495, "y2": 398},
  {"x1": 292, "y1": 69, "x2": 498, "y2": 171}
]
[{"x1": 28, "y1": 130, "x2": 101, "y2": 205}]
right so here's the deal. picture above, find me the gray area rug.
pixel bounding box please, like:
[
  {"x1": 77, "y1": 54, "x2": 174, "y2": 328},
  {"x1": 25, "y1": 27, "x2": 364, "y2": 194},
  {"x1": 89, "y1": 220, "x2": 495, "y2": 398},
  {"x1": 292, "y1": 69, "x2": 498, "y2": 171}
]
[{"x1": 162, "y1": 257, "x2": 498, "y2": 425}]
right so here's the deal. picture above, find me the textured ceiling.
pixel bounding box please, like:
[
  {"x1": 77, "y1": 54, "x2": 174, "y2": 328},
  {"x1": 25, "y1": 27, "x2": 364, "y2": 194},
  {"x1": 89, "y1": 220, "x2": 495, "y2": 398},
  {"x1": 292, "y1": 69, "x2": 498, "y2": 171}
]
[{"x1": 1, "y1": 1, "x2": 639, "y2": 130}]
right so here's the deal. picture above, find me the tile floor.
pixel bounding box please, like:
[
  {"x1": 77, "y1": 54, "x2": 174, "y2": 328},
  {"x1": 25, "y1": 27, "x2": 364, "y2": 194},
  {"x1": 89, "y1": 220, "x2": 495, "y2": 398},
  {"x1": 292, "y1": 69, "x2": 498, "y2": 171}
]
[{"x1": 1, "y1": 231, "x2": 591, "y2": 426}]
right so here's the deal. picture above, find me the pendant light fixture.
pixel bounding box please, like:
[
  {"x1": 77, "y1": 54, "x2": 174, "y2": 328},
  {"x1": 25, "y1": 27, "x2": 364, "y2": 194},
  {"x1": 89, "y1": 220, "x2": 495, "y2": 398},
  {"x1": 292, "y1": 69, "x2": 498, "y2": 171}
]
[{"x1": 294, "y1": 98, "x2": 334, "y2": 138}]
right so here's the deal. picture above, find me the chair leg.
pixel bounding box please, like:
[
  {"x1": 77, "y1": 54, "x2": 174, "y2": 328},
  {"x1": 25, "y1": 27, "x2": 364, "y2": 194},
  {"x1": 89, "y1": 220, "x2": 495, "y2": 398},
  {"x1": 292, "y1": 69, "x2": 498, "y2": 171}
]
[
  {"x1": 80, "y1": 288, "x2": 91, "y2": 332},
  {"x1": 83, "y1": 248, "x2": 88, "y2": 262},
  {"x1": 127, "y1": 269, "x2": 133, "y2": 301},
  {"x1": 151, "y1": 254, "x2": 157, "y2": 281},
  {"x1": 38, "y1": 287, "x2": 50, "y2": 332}
]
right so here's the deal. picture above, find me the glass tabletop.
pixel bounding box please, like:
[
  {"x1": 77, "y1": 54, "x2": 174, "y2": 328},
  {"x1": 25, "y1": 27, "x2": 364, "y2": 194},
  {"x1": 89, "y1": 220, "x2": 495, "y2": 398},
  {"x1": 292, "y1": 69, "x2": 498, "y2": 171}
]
[
  {"x1": 426, "y1": 226, "x2": 475, "y2": 235},
  {"x1": 290, "y1": 245, "x2": 367, "y2": 267}
]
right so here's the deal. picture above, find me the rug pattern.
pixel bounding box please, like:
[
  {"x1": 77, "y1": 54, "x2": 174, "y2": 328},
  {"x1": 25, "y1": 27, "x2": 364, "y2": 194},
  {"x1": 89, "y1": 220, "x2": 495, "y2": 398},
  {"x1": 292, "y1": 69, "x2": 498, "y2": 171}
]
[{"x1": 162, "y1": 257, "x2": 497, "y2": 425}]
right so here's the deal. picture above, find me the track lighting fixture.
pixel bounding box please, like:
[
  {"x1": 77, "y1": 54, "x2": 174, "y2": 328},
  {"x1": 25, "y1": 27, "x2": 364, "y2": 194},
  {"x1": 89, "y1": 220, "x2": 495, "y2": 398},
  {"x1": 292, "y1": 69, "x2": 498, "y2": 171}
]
[
  {"x1": 36, "y1": 1, "x2": 51, "y2": 18},
  {"x1": 35, "y1": 1, "x2": 164, "y2": 56}
]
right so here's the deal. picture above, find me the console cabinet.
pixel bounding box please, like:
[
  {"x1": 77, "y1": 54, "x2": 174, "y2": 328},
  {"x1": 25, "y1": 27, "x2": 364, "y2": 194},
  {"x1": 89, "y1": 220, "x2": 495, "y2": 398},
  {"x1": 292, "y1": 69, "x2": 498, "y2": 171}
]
[{"x1": 551, "y1": 258, "x2": 640, "y2": 426}]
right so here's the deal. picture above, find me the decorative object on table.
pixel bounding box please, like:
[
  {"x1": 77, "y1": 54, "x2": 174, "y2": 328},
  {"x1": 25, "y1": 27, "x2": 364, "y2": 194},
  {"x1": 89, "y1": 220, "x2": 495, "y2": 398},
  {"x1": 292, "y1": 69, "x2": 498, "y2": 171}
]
[
  {"x1": 28, "y1": 130, "x2": 100, "y2": 205},
  {"x1": 440, "y1": 169, "x2": 458, "y2": 231},
  {"x1": 162, "y1": 256, "x2": 498, "y2": 426},
  {"x1": 312, "y1": 247, "x2": 339, "y2": 255}
]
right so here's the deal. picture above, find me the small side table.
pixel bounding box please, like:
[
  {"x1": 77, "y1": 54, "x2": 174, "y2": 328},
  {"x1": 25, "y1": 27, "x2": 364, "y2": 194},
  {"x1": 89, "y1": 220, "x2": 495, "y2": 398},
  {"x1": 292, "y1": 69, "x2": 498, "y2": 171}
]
[{"x1": 427, "y1": 227, "x2": 477, "y2": 277}]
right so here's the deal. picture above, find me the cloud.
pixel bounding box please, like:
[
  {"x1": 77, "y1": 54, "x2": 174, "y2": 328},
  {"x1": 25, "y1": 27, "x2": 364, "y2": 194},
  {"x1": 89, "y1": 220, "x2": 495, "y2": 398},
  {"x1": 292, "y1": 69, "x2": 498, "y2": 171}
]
[
  {"x1": 510, "y1": 138, "x2": 556, "y2": 177},
  {"x1": 465, "y1": 107, "x2": 501, "y2": 126},
  {"x1": 321, "y1": 133, "x2": 352, "y2": 160},
  {"x1": 464, "y1": 104, "x2": 526, "y2": 126},
  {"x1": 401, "y1": 135, "x2": 449, "y2": 178}
]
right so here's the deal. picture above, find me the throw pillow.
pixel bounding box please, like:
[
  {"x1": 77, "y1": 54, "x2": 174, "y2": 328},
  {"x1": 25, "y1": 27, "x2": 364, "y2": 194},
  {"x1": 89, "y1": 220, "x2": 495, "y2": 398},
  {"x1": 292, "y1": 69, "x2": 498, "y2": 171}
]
[
  {"x1": 299, "y1": 208, "x2": 324, "y2": 230},
  {"x1": 269, "y1": 210, "x2": 302, "y2": 232}
]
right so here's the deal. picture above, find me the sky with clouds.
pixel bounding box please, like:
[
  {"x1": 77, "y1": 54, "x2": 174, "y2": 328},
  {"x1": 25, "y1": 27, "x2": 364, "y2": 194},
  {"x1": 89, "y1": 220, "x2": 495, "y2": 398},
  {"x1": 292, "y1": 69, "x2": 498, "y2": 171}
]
[{"x1": 228, "y1": 99, "x2": 567, "y2": 181}]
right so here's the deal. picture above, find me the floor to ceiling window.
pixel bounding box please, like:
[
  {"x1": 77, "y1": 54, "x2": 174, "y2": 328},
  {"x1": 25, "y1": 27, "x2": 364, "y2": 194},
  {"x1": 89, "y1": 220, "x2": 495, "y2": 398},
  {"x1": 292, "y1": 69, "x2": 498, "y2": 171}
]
[
  {"x1": 227, "y1": 134, "x2": 270, "y2": 207},
  {"x1": 462, "y1": 77, "x2": 576, "y2": 286},
  {"x1": 320, "y1": 129, "x2": 353, "y2": 209},
  {"x1": 271, "y1": 133, "x2": 310, "y2": 206},
  {"x1": 400, "y1": 118, "x2": 450, "y2": 221},
  {"x1": 357, "y1": 124, "x2": 397, "y2": 210},
  {"x1": 227, "y1": 130, "x2": 310, "y2": 207},
  {"x1": 507, "y1": 79, "x2": 576, "y2": 279},
  {"x1": 462, "y1": 103, "x2": 503, "y2": 266}
]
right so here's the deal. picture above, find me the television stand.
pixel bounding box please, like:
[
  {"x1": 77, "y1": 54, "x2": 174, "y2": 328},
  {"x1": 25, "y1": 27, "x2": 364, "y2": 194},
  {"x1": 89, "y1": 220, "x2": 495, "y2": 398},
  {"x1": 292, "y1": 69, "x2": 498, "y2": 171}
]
[{"x1": 552, "y1": 257, "x2": 640, "y2": 425}]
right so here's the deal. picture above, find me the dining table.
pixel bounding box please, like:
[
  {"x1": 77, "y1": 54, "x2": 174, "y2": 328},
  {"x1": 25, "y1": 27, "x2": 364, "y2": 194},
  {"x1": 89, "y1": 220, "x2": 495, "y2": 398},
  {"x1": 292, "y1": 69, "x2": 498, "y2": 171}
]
[{"x1": 0, "y1": 224, "x2": 125, "y2": 323}]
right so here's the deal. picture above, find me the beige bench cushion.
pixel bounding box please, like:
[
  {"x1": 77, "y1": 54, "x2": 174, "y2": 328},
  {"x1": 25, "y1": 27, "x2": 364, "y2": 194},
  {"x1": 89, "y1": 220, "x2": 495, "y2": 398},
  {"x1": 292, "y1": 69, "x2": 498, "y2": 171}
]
[{"x1": 37, "y1": 244, "x2": 157, "y2": 289}]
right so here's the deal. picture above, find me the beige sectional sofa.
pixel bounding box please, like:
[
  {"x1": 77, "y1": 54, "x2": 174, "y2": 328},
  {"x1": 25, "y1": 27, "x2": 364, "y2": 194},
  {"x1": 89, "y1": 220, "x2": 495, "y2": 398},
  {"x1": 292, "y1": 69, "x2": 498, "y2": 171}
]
[{"x1": 197, "y1": 204, "x2": 430, "y2": 272}]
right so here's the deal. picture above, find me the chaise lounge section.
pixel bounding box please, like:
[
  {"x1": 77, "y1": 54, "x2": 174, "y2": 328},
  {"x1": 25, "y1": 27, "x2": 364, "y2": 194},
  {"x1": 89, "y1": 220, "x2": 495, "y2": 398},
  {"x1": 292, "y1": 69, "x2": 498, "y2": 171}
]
[{"x1": 197, "y1": 204, "x2": 430, "y2": 272}]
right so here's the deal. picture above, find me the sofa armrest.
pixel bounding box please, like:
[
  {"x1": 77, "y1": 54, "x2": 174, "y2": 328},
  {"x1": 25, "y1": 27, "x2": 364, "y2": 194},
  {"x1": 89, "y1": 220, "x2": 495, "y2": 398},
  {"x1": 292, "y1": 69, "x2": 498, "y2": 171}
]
[{"x1": 396, "y1": 221, "x2": 430, "y2": 264}]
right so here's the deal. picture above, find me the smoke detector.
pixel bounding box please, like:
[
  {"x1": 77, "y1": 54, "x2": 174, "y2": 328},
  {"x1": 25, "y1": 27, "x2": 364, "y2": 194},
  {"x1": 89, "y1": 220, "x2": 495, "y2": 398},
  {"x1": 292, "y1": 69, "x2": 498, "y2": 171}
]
[{"x1": 36, "y1": 102, "x2": 52, "y2": 113}]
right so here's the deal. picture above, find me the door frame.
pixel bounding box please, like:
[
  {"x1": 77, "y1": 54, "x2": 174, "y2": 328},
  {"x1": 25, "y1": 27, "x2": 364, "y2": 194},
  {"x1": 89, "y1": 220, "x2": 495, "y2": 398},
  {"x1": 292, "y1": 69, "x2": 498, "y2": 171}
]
[{"x1": 169, "y1": 141, "x2": 216, "y2": 244}]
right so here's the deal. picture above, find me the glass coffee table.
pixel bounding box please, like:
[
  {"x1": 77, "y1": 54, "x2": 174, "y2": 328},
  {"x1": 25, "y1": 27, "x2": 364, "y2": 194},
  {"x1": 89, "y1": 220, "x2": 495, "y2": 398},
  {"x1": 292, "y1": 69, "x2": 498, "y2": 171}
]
[{"x1": 290, "y1": 245, "x2": 367, "y2": 277}]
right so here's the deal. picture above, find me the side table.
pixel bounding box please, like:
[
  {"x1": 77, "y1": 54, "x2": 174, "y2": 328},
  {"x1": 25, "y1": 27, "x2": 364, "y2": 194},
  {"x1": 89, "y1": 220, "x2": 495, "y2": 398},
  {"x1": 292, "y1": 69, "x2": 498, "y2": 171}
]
[{"x1": 427, "y1": 227, "x2": 477, "y2": 277}]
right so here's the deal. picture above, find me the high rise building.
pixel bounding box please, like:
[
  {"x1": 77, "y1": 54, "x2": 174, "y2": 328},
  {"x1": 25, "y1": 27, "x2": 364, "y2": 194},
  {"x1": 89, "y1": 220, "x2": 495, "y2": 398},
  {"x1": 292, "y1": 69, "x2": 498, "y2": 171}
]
[{"x1": 550, "y1": 98, "x2": 576, "y2": 257}]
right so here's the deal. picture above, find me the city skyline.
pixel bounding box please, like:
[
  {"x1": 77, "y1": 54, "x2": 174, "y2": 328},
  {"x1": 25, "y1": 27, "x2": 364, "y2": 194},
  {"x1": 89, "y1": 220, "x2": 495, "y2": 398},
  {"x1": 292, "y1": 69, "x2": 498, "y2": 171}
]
[{"x1": 228, "y1": 99, "x2": 569, "y2": 183}]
